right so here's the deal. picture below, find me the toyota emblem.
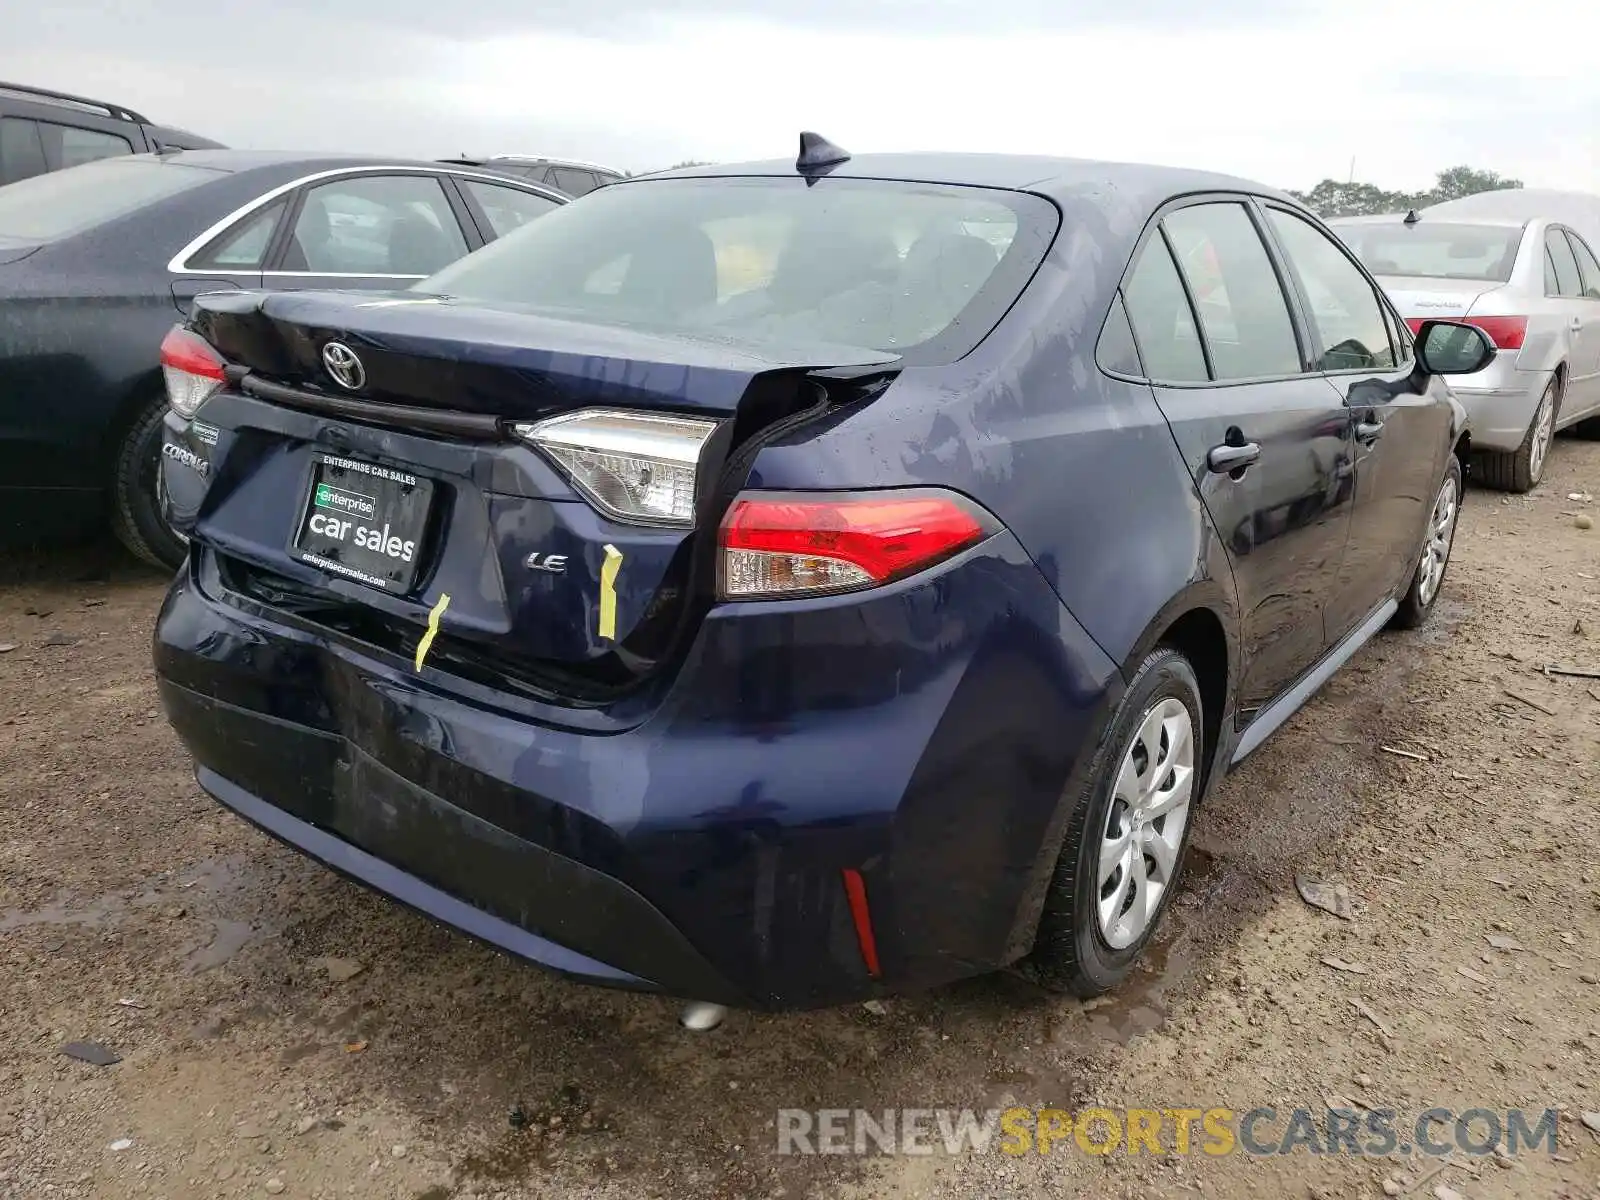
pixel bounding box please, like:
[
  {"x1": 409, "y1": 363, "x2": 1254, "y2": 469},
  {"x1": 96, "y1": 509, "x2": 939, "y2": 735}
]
[{"x1": 321, "y1": 341, "x2": 366, "y2": 391}]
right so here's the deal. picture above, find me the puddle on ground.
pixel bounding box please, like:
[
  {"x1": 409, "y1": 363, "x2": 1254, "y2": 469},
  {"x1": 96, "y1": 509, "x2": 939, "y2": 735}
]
[
  {"x1": 1037, "y1": 844, "x2": 1269, "y2": 1055},
  {"x1": 3, "y1": 856, "x2": 267, "y2": 973},
  {"x1": 0, "y1": 855, "x2": 255, "y2": 933},
  {"x1": 185, "y1": 919, "x2": 256, "y2": 971}
]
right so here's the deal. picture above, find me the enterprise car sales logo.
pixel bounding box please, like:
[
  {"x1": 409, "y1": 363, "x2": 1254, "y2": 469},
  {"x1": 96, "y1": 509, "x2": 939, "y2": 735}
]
[{"x1": 314, "y1": 483, "x2": 376, "y2": 521}]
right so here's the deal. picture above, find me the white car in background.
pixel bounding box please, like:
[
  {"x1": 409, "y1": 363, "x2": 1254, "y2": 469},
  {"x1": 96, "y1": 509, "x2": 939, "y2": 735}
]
[{"x1": 1331, "y1": 209, "x2": 1600, "y2": 492}]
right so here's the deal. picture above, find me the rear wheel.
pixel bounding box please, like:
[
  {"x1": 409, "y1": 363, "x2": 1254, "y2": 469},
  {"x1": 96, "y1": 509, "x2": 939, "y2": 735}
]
[
  {"x1": 1024, "y1": 648, "x2": 1203, "y2": 996},
  {"x1": 1391, "y1": 453, "x2": 1462, "y2": 631},
  {"x1": 1476, "y1": 375, "x2": 1557, "y2": 493},
  {"x1": 109, "y1": 394, "x2": 188, "y2": 572}
]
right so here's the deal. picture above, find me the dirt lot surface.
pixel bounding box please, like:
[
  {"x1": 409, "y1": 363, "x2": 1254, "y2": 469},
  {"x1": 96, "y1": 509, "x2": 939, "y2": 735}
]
[{"x1": 4, "y1": 440, "x2": 1600, "y2": 1200}]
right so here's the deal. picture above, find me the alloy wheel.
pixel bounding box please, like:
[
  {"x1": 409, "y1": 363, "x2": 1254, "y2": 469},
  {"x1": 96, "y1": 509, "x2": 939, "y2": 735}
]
[
  {"x1": 1416, "y1": 472, "x2": 1458, "y2": 608},
  {"x1": 1529, "y1": 386, "x2": 1555, "y2": 483},
  {"x1": 1097, "y1": 697, "x2": 1195, "y2": 949}
]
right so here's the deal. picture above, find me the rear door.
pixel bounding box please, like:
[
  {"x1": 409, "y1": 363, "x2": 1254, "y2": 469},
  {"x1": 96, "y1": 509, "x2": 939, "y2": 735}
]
[
  {"x1": 1558, "y1": 228, "x2": 1600, "y2": 414},
  {"x1": 1260, "y1": 203, "x2": 1447, "y2": 639},
  {"x1": 263, "y1": 171, "x2": 480, "y2": 293},
  {"x1": 1124, "y1": 196, "x2": 1355, "y2": 720}
]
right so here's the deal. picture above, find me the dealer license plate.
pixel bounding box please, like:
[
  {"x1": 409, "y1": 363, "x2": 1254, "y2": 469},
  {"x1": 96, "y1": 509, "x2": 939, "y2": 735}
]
[{"x1": 291, "y1": 454, "x2": 434, "y2": 594}]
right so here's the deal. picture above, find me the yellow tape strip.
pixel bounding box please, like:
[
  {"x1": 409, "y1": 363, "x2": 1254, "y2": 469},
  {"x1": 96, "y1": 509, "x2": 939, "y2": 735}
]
[
  {"x1": 414, "y1": 593, "x2": 451, "y2": 672},
  {"x1": 598, "y1": 544, "x2": 623, "y2": 641}
]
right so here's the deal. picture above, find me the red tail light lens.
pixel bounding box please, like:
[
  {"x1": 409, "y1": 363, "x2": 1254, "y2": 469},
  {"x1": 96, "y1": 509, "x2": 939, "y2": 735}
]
[
  {"x1": 159, "y1": 326, "x2": 227, "y2": 418},
  {"x1": 1405, "y1": 315, "x2": 1526, "y2": 351},
  {"x1": 719, "y1": 490, "x2": 993, "y2": 600}
]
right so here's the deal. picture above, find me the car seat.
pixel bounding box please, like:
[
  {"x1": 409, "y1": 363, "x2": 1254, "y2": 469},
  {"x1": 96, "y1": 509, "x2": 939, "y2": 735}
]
[
  {"x1": 617, "y1": 225, "x2": 719, "y2": 316},
  {"x1": 898, "y1": 232, "x2": 999, "y2": 319},
  {"x1": 386, "y1": 212, "x2": 458, "y2": 276}
]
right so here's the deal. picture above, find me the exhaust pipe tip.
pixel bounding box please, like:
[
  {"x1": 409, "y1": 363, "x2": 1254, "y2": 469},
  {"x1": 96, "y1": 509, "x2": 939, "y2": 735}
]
[{"x1": 679, "y1": 1001, "x2": 727, "y2": 1032}]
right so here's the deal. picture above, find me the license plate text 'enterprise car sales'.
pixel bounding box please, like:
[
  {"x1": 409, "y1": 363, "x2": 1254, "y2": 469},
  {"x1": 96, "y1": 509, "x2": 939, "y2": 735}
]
[{"x1": 292, "y1": 454, "x2": 434, "y2": 593}]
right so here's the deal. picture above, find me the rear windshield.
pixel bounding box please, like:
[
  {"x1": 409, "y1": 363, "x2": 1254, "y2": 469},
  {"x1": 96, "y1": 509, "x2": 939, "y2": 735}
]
[
  {"x1": 415, "y1": 175, "x2": 1060, "y2": 363},
  {"x1": 0, "y1": 156, "x2": 217, "y2": 242},
  {"x1": 1335, "y1": 221, "x2": 1524, "y2": 283}
]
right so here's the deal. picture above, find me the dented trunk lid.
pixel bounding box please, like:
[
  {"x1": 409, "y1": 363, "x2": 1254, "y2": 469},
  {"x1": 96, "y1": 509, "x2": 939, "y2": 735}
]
[{"x1": 175, "y1": 288, "x2": 899, "y2": 698}]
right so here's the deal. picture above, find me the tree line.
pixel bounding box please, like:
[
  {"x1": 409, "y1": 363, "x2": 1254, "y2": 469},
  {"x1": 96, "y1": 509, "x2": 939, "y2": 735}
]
[{"x1": 1287, "y1": 165, "x2": 1523, "y2": 218}]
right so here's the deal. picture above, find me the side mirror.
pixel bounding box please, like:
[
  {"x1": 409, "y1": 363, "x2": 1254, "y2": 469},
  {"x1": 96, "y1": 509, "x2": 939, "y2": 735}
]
[{"x1": 1416, "y1": 319, "x2": 1496, "y2": 376}]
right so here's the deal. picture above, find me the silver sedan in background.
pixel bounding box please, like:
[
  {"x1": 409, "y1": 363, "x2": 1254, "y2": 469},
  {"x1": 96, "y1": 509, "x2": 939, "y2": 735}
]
[{"x1": 1331, "y1": 209, "x2": 1600, "y2": 492}]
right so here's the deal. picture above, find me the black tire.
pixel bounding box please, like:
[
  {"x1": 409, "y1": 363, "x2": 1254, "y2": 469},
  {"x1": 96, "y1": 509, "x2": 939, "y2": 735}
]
[
  {"x1": 1391, "y1": 453, "x2": 1463, "y2": 631},
  {"x1": 109, "y1": 394, "x2": 188, "y2": 572},
  {"x1": 1475, "y1": 375, "x2": 1557, "y2": 494},
  {"x1": 1023, "y1": 647, "x2": 1204, "y2": 996}
]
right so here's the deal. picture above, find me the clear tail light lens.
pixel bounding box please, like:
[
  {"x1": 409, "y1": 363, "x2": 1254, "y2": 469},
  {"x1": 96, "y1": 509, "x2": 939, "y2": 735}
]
[
  {"x1": 719, "y1": 490, "x2": 993, "y2": 600},
  {"x1": 159, "y1": 326, "x2": 227, "y2": 418},
  {"x1": 513, "y1": 409, "x2": 719, "y2": 526}
]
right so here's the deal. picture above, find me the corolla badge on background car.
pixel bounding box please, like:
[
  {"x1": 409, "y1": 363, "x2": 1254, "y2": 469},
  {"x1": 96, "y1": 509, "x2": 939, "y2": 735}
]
[{"x1": 153, "y1": 133, "x2": 1489, "y2": 1017}]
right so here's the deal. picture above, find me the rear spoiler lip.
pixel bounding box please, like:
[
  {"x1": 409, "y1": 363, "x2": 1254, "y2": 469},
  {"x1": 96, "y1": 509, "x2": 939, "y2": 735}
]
[{"x1": 237, "y1": 373, "x2": 504, "y2": 440}]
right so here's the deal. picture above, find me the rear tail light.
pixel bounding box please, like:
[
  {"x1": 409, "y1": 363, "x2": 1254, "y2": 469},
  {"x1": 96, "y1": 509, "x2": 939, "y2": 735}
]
[
  {"x1": 160, "y1": 326, "x2": 227, "y2": 418},
  {"x1": 513, "y1": 409, "x2": 719, "y2": 526},
  {"x1": 1405, "y1": 314, "x2": 1526, "y2": 351},
  {"x1": 719, "y1": 489, "x2": 993, "y2": 600}
]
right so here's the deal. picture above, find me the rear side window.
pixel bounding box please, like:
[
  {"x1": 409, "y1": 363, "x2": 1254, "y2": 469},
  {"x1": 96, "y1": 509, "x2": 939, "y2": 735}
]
[
  {"x1": 1339, "y1": 222, "x2": 1522, "y2": 283},
  {"x1": 1266, "y1": 208, "x2": 1395, "y2": 371},
  {"x1": 1162, "y1": 202, "x2": 1301, "y2": 381},
  {"x1": 553, "y1": 167, "x2": 596, "y2": 195},
  {"x1": 0, "y1": 117, "x2": 47, "y2": 185},
  {"x1": 463, "y1": 179, "x2": 561, "y2": 238},
  {"x1": 1096, "y1": 294, "x2": 1143, "y2": 377},
  {"x1": 192, "y1": 198, "x2": 286, "y2": 269},
  {"x1": 40, "y1": 121, "x2": 132, "y2": 168},
  {"x1": 1563, "y1": 231, "x2": 1600, "y2": 299},
  {"x1": 1546, "y1": 229, "x2": 1582, "y2": 297},
  {"x1": 0, "y1": 156, "x2": 215, "y2": 241},
  {"x1": 1124, "y1": 234, "x2": 1208, "y2": 383},
  {"x1": 415, "y1": 176, "x2": 1060, "y2": 366}
]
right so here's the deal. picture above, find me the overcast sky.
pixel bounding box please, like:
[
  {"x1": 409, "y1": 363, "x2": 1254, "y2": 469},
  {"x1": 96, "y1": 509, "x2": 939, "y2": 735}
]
[{"x1": 3, "y1": 0, "x2": 1595, "y2": 193}]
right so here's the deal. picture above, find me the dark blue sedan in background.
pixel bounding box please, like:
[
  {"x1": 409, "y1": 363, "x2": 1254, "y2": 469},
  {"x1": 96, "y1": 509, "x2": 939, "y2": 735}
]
[
  {"x1": 150, "y1": 136, "x2": 1491, "y2": 1010},
  {"x1": 0, "y1": 151, "x2": 564, "y2": 569}
]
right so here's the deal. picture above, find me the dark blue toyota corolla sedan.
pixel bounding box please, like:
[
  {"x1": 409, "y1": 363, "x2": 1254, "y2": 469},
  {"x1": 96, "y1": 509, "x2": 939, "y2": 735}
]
[{"x1": 152, "y1": 137, "x2": 1493, "y2": 1011}]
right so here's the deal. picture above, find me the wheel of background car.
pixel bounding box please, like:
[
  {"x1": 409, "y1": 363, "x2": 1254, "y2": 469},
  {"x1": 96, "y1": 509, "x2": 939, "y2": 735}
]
[
  {"x1": 1024, "y1": 646, "x2": 1204, "y2": 996},
  {"x1": 1475, "y1": 375, "x2": 1558, "y2": 494},
  {"x1": 1391, "y1": 453, "x2": 1463, "y2": 631},
  {"x1": 110, "y1": 392, "x2": 188, "y2": 572}
]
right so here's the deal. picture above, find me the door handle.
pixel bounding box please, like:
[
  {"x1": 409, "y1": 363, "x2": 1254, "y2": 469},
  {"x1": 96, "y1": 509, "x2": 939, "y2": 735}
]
[
  {"x1": 1354, "y1": 419, "x2": 1384, "y2": 444},
  {"x1": 1206, "y1": 441, "x2": 1261, "y2": 473}
]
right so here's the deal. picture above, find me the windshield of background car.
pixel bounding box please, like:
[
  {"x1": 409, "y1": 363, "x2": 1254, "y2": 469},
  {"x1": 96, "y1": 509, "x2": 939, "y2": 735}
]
[
  {"x1": 415, "y1": 175, "x2": 1061, "y2": 363},
  {"x1": 1335, "y1": 222, "x2": 1523, "y2": 283},
  {"x1": 0, "y1": 156, "x2": 218, "y2": 242}
]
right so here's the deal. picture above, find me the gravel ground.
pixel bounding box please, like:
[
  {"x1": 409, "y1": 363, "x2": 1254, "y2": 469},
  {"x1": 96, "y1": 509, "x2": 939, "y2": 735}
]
[{"x1": 3, "y1": 438, "x2": 1599, "y2": 1200}]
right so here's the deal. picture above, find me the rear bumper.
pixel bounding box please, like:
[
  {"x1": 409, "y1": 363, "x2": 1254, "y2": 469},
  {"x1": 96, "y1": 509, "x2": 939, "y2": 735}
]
[
  {"x1": 167, "y1": 689, "x2": 739, "y2": 1001},
  {"x1": 1448, "y1": 374, "x2": 1546, "y2": 452},
  {"x1": 154, "y1": 539, "x2": 1120, "y2": 1009}
]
